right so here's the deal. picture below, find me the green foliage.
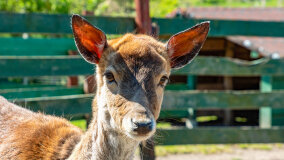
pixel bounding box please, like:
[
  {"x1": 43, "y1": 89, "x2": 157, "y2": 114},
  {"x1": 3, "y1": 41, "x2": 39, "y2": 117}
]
[
  {"x1": 0, "y1": 0, "x2": 283, "y2": 17},
  {"x1": 150, "y1": 0, "x2": 179, "y2": 17}
]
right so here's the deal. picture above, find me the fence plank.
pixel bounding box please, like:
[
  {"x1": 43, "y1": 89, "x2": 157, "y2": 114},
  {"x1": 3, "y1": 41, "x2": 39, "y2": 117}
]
[
  {"x1": 156, "y1": 127, "x2": 284, "y2": 145},
  {"x1": 1, "y1": 13, "x2": 284, "y2": 37},
  {"x1": 1, "y1": 87, "x2": 84, "y2": 99},
  {"x1": 14, "y1": 94, "x2": 93, "y2": 116},
  {"x1": 1, "y1": 56, "x2": 284, "y2": 77},
  {"x1": 0, "y1": 38, "x2": 76, "y2": 56},
  {"x1": 0, "y1": 13, "x2": 135, "y2": 34},
  {"x1": 9, "y1": 91, "x2": 284, "y2": 118},
  {"x1": 174, "y1": 57, "x2": 284, "y2": 76},
  {"x1": 152, "y1": 18, "x2": 284, "y2": 37},
  {"x1": 0, "y1": 56, "x2": 94, "y2": 77}
]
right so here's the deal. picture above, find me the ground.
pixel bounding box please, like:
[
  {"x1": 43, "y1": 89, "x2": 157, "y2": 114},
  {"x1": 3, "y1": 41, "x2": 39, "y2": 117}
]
[{"x1": 134, "y1": 144, "x2": 284, "y2": 160}]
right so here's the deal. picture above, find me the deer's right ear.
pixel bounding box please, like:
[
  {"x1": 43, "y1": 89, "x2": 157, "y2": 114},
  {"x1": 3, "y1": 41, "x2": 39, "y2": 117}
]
[{"x1": 71, "y1": 14, "x2": 107, "y2": 64}]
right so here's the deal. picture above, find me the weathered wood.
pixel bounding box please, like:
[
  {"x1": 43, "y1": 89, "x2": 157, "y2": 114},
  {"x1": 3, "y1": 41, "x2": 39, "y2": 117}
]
[
  {"x1": 163, "y1": 90, "x2": 284, "y2": 109},
  {"x1": 152, "y1": 18, "x2": 284, "y2": 37},
  {"x1": 14, "y1": 94, "x2": 93, "y2": 117},
  {"x1": 139, "y1": 137, "x2": 156, "y2": 160},
  {"x1": 159, "y1": 110, "x2": 189, "y2": 119},
  {"x1": 223, "y1": 42, "x2": 234, "y2": 126},
  {"x1": 67, "y1": 50, "x2": 79, "y2": 87},
  {"x1": 0, "y1": 83, "x2": 62, "y2": 89},
  {"x1": 156, "y1": 127, "x2": 284, "y2": 145},
  {"x1": 8, "y1": 91, "x2": 284, "y2": 118},
  {"x1": 260, "y1": 76, "x2": 284, "y2": 127},
  {"x1": 0, "y1": 56, "x2": 94, "y2": 77},
  {"x1": 1, "y1": 13, "x2": 284, "y2": 37},
  {"x1": 0, "y1": 13, "x2": 135, "y2": 34},
  {"x1": 0, "y1": 38, "x2": 76, "y2": 56},
  {"x1": 1, "y1": 87, "x2": 84, "y2": 99},
  {"x1": 2, "y1": 56, "x2": 284, "y2": 77},
  {"x1": 174, "y1": 56, "x2": 284, "y2": 76},
  {"x1": 260, "y1": 76, "x2": 273, "y2": 128}
]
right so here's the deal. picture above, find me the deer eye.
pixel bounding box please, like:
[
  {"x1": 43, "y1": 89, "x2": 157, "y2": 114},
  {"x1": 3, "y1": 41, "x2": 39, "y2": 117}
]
[
  {"x1": 104, "y1": 72, "x2": 115, "y2": 83},
  {"x1": 158, "y1": 76, "x2": 169, "y2": 87}
]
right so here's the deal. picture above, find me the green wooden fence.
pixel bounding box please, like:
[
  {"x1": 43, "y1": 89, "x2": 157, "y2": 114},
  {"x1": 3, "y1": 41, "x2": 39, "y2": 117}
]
[{"x1": 1, "y1": 12, "x2": 284, "y2": 145}]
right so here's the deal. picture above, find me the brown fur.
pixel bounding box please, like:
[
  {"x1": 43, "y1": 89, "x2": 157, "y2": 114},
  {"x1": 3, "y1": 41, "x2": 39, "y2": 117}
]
[
  {"x1": 0, "y1": 96, "x2": 82, "y2": 160},
  {"x1": 0, "y1": 15, "x2": 209, "y2": 160}
]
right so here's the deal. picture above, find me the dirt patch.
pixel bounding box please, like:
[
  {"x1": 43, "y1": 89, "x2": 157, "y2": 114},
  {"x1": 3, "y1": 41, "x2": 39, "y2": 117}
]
[{"x1": 156, "y1": 148, "x2": 284, "y2": 160}]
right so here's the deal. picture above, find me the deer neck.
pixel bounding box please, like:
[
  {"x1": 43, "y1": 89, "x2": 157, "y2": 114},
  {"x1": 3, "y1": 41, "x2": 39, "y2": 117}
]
[{"x1": 68, "y1": 85, "x2": 139, "y2": 160}]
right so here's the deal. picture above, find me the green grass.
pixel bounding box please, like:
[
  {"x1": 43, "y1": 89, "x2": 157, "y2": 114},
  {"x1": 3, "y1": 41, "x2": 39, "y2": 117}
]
[
  {"x1": 71, "y1": 119, "x2": 87, "y2": 131},
  {"x1": 155, "y1": 143, "x2": 284, "y2": 156},
  {"x1": 155, "y1": 144, "x2": 232, "y2": 156}
]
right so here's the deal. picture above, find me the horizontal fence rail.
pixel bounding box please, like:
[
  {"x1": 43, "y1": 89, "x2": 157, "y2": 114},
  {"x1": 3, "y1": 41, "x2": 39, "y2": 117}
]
[
  {"x1": 0, "y1": 38, "x2": 76, "y2": 56},
  {"x1": 152, "y1": 18, "x2": 284, "y2": 37},
  {"x1": 7, "y1": 91, "x2": 284, "y2": 117},
  {"x1": 156, "y1": 127, "x2": 284, "y2": 145},
  {"x1": 1, "y1": 56, "x2": 284, "y2": 77},
  {"x1": 1, "y1": 13, "x2": 284, "y2": 37},
  {"x1": 0, "y1": 13, "x2": 135, "y2": 34},
  {"x1": 0, "y1": 86, "x2": 84, "y2": 99}
]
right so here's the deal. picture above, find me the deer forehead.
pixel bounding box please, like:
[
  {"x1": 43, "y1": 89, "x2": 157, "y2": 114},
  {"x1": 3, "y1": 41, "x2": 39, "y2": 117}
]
[{"x1": 99, "y1": 34, "x2": 171, "y2": 77}]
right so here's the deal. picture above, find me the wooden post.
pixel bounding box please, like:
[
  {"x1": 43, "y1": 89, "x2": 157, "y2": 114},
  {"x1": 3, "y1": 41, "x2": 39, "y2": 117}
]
[
  {"x1": 139, "y1": 137, "x2": 155, "y2": 160},
  {"x1": 260, "y1": 76, "x2": 272, "y2": 128},
  {"x1": 223, "y1": 42, "x2": 234, "y2": 126},
  {"x1": 259, "y1": 76, "x2": 284, "y2": 128},
  {"x1": 186, "y1": 76, "x2": 197, "y2": 128},
  {"x1": 67, "y1": 50, "x2": 79, "y2": 87},
  {"x1": 135, "y1": 0, "x2": 152, "y2": 35}
]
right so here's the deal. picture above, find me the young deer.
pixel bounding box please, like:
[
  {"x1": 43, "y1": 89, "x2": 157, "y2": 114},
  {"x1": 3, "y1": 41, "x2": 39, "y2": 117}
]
[{"x1": 0, "y1": 15, "x2": 209, "y2": 160}]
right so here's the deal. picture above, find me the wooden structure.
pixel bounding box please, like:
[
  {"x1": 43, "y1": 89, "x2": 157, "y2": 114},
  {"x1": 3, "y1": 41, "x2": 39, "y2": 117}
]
[{"x1": 1, "y1": 13, "x2": 284, "y2": 158}]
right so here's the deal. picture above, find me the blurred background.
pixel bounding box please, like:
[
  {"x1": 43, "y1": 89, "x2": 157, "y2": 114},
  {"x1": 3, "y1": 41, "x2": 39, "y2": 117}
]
[
  {"x1": 1, "y1": 0, "x2": 283, "y2": 16},
  {"x1": 1, "y1": 0, "x2": 284, "y2": 160}
]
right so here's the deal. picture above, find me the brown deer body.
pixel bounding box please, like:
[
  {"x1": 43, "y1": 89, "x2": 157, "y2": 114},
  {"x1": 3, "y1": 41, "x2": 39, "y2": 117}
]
[{"x1": 0, "y1": 15, "x2": 209, "y2": 160}]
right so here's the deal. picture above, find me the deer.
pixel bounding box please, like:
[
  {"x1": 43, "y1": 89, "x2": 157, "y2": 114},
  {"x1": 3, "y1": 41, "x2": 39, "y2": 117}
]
[{"x1": 0, "y1": 15, "x2": 209, "y2": 160}]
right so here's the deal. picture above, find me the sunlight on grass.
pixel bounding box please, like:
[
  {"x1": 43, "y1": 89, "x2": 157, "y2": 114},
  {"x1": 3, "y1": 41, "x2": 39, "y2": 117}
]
[
  {"x1": 157, "y1": 122, "x2": 172, "y2": 129},
  {"x1": 155, "y1": 144, "x2": 284, "y2": 156},
  {"x1": 71, "y1": 119, "x2": 87, "y2": 131},
  {"x1": 155, "y1": 144, "x2": 232, "y2": 156}
]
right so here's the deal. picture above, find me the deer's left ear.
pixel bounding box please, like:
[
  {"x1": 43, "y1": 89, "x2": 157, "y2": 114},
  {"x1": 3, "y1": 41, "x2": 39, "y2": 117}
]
[
  {"x1": 166, "y1": 22, "x2": 210, "y2": 69},
  {"x1": 71, "y1": 14, "x2": 107, "y2": 64}
]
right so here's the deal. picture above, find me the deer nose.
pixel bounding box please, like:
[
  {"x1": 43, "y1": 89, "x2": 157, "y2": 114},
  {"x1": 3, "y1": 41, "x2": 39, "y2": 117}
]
[{"x1": 131, "y1": 119, "x2": 154, "y2": 135}]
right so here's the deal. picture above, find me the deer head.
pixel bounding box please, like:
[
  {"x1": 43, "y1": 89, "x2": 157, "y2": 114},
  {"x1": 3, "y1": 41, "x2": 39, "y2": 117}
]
[{"x1": 71, "y1": 15, "x2": 209, "y2": 141}]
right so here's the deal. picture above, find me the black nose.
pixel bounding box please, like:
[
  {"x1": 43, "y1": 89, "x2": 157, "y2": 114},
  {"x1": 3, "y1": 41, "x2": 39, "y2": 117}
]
[{"x1": 132, "y1": 120, "x2": 153, "y2": 135}]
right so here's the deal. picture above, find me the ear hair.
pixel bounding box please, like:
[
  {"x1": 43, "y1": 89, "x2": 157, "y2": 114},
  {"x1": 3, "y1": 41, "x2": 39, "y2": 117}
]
[
  {"x1": 166, "y1": 21, "x2": 210, "y2": 69},
  {"x1": 71, "y1": 14, "x2": 107, "y2": 64}
]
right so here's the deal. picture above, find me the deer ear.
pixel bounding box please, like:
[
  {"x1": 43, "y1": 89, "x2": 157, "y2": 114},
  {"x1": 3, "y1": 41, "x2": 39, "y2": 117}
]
[
  {"x1": 71, "y1": 14, "x2": 107, "y2": 64},
  {"x1": 166, "y1": 22, "x2": 210, "y2": 69}
]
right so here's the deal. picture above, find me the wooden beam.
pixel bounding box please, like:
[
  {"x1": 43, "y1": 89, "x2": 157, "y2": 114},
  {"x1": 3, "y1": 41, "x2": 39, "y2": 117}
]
[
  {"x1": 0, "y1": 38, "x2": 76, "y2": 56},
  {"x1": 152, "y1": 17, "x2": 284, "y2": 37},
  {"x1": 14, "y1": 94, "x2": 93, "y2": 116},
  {"x1": 2, "y1": 56, "x2": 284, "y2": 77},
  {"x1": 1, "y1": 13, "x2": 284, "y2": 37},
  {"x1": 156, "y1": 127, "x2": 284, "y2": 145},
  {"x1": 163, "y1": 90, "x2": 284, "y2": 109},
  {"x1": 0, "y1": 56, "x2": 94, "y2": 77},
  {"x1": 8, "y1": 91, "x2": 284, "y2": 118},
  {"x1": 0, "y1": 13, "x2": 135, "y2": 34},
  {"x1": 174, "y1": 56, "x2": 284, "y2": 76},
  {"x1": 1, "y1": 87, "x2": 84, "y2": 99}
]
